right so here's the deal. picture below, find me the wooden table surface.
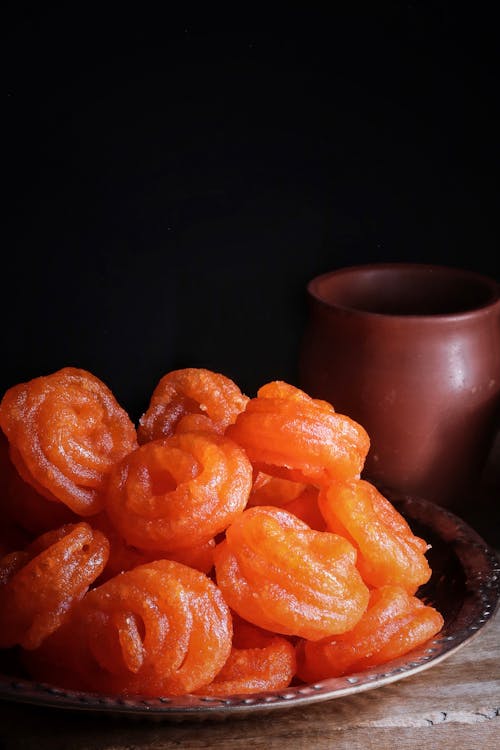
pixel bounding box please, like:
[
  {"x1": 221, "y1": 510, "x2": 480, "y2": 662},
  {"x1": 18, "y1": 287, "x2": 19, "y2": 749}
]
[{"x1": 1, "y1": 441, "x2": 499, "y2": 750}]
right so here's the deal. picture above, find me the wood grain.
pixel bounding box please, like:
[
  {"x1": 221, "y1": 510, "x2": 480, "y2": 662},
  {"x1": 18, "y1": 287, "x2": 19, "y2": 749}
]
[{"x1": 0, "y1": 603, "x2": 498, "y2": 750}]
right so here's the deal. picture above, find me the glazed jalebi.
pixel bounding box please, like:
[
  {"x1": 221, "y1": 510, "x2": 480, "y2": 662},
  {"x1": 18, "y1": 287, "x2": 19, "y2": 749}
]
[
  {"x1": 105, "y1": 430, "x2": 252, "y2": 552},
  {"x1": 0, "y1": 368, "x2": 138, "y2": 516},
  {"x1": 0, "y1": 366, "x2": 443, "y2": 697},
  {"x1": 214, "y1": 505, "x2": 369, "y2": 640},
  {"x1": 226, "y1": 381, "x2": 370, "y2": 486},
  {"x1": 25, "y1": 559, "x2": 232, "y2": 696},
  {"x1": 296, "y1": 584, "x2": 444, "y2": 681},
  {"x1": 318, "y1": 478, "x2": 431, "y2": 593},
  {"x1": 138, "y1": 367, "x2": 248, "y2": 443},
  {"x1": 198, "y1": 613, "x2": 296, "y2": 696},
  {"x1": 0, "y1": 522, "x2": 109, "y2": 649}
]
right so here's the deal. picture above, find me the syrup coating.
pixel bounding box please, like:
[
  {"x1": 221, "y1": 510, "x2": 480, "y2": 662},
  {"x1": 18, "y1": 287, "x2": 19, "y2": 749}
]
[
  {"x1": 0, "y1": 522, "x2": 109, "y2": 649},
  {"x1": 296, "y1": 584, "x2": 444, "y2": 681},
  {"x1": 25, "y1": 559, "x2": 232, "y2": 696},
  {"x1": 215, "y1": 505, "x2": 369, "y2": 640},
  {"x1": 138, "y1": 368, "x2": 248, "y2": 443},
  {"x1": 319, "y1": 478, "x2": 431, "y2": 593},
  {"x1": 226, "y1": 381, "x2": 370, "y2": 485},
  {"x1": 105, "y1": 431, "x2": 252, "y2": 552},
  {"x1": 0, "y1": 368, "x2": 138, "y2": 516}
]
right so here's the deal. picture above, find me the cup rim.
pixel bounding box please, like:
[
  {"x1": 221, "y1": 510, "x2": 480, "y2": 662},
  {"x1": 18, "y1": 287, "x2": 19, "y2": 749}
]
[{"x1": 307, "y1": 263, "x2": 500, "y2": 319}]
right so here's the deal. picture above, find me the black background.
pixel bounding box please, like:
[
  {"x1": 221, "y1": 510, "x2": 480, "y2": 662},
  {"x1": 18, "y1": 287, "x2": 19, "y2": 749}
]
[{"x1": 3, "y1": 4, "x2": 499, "y2": 422}]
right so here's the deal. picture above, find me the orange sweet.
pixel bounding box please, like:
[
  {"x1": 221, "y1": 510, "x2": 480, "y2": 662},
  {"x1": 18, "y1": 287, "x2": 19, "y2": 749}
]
[
  {"x1": 25, "y1": 559, "x2": 233, "y2": 696},
  {"x1": 0, "y1": 522, "x2": 109, "y2": 650},
  {"x1": 0, "y1": 368, "x2": 138, "y2": 516},
  {"x1": 281, "y1": 486, "x2": 326, "y2": 531},
  {"x1": 88, "y1": 512, "x2": 159, "y2": 583},
  {"x1": 247, "y1": 472, "x2": 307, "y2": 507},
  {"x1": 92, "y1": 510, "x2": 217, "y2": 582},
  {"x1": 247, "y1": 473, "x2": 325, "y2": 529},
  {"x1": 5, "y1": 468, "x2": 78, "y2": 537},
  {"x1": 105, "y1": 431, "x2": 252, "y2": 552},
  {"x1": 226, "y1": 381, "x2": 370, "y2": 486},
  {"x1": 196, "y1": 612, "x2": 296, "y2": 696},
  {"x1": 229, "y1": 611, "x2": 287, "y2": 649},
  {"x1": 296, "y1": 584, "x2": 444, "y2": 682},
  {"x1": 214, "y1": 505, "x2": 369, "y2": 640},
  {"x1": 0, "y1": 433, "x2": 77, "y2": 537},
  {"x1": 166, "y1": 538, "x2": 216, "y2": 575},
  {"x1": 318, "y1": 478, "x2": 431, "y2": 593},
  {"x1": 137, "y1": 368, "x2": 248, "y2": 443},
  {"x1": 0, "y1": 368, "x2": 444, "y2": 699},
  {"x1": 199, "y1": 639, "x2": 296, "y2": 697}
]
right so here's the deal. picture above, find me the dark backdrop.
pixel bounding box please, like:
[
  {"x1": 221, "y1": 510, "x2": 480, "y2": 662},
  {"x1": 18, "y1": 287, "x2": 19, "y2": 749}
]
[{"x1": 3, "y1": 4, "x2": 499, "y2": 421}]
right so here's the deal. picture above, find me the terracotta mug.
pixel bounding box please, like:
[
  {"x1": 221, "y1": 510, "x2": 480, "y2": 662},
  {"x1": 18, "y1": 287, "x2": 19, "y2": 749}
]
[{"x1": 299, "y1": 263, "x2": 500, "y2": 508}]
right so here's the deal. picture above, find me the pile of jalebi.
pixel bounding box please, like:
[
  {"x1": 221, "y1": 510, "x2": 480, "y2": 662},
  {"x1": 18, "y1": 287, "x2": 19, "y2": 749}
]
[{"x1": 0, "y1": 366, "x2": 443, "y2": 697}]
